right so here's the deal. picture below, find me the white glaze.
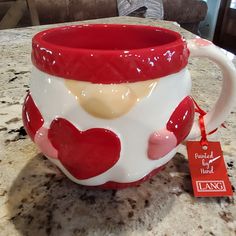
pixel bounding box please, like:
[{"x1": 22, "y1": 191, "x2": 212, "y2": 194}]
[
  {"x1": 186, "y1": 39, "x2": 236, "y2": 139},
  {"x1": 30, "y1": 66, "x2": 192, "y2": 185}
]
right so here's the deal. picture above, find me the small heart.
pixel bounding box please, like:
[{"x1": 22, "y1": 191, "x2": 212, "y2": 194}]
[{"x1": 48, "y1": 118, "x2": 121, "y2": 179}]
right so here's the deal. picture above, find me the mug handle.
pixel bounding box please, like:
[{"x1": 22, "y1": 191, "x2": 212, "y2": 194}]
[{"x1": 185, "y1": 38, "x2": 236, "y2": 140}]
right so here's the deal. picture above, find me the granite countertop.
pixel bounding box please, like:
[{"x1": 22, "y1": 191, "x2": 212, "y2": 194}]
[{"x1": 0, "y1": 17, "x2": 235, "y2": 236}]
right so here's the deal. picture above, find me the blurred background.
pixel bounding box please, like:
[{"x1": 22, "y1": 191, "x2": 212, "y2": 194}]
[{"x1": 0, "y1": 0, "x2": 235, "y2": 54}]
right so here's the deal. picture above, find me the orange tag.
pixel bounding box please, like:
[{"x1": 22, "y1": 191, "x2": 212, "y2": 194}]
[{"x1": 186, "y1": 141, "x2": 233, "y2": 197}]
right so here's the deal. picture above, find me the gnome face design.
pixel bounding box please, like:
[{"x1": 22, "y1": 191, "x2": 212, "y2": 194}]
[
  {"x1": 65, "y1": 79, "x2": 158, "y2": 119},
  {"x1": 24, "y1": 24, "x2": 195, "y2": 188}
]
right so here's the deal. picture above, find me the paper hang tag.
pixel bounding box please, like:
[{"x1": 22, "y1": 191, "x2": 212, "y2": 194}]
[{"x1": 186, "y1": 141, "x2": 233, "y2": 197}]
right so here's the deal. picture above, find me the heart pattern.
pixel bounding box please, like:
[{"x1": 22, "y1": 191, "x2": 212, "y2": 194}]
[
  {"x1": 48, "y1": 118, "x2": 121, "y2": 180},
  {"x1": 22, "y1": 93, "x2": 44, "y2": 140},
  {"x1": 22, "y1": 94, "x2": 194, "y2": 186},
  {"x1": 167, "y1": 96, "x2": 194, "y2": 144}
]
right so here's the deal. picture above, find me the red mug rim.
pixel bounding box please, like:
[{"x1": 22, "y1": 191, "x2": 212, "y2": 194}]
[
  {"x1": 32, "y1": 24, "x2": 189, "y2": 83},
  {"x1": 33, "y1": 24, "x2": 183, "y2": 52}
]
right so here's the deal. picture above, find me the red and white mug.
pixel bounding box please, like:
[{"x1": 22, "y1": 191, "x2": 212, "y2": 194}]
[{"x1": 23, "y1": 24, "x2": 236, "y2": 189}]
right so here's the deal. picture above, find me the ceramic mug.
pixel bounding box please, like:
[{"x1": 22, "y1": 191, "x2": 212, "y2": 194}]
[{"x1": 23, "y1": 24, "x2": 236, "y2": 189}]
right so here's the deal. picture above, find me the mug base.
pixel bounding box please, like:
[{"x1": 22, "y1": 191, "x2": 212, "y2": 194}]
[
  {"x1": 48, "y1": 155, "x2": 167, "y2": 189},
  {"x1": 85, "y1": 165, "x2": 165, "y2": 189}
]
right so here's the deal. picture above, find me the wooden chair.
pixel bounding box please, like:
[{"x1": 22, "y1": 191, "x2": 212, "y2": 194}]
[{"x1": 0, "y1": 0, "x2": 39, "y2": 29}]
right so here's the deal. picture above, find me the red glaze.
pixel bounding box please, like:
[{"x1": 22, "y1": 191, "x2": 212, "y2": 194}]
[
  {"x1": 22, "y1": 93, "x2": 44, "y2": 140},
  {"x1": 32, "y1": 24, "x2": 189, "y2": 84},
  {"x1": 90, "y1": 165, "x2": 165, "y2": 189},
  {"x1": 48, "y1": 118, "x2": 121, "y2": 179},
  {"x1": 167, "y1": 96, "x2": 195, "y2": 144}
]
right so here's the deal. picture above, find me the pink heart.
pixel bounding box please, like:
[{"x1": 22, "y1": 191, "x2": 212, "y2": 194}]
[
  {"x1": 48, "y1": 118, "x2": 121, "y2": 180},
  {"x1": 34, "y1": 127, "x2": 58, "y2": 159}
]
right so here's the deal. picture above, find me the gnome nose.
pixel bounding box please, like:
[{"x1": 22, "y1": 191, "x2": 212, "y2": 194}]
[
  {"x1": 79, "y1": 84, "x2": 136, "y2": 119},
  {"x1": 65, "y1": 79, "x2": 158, "y2": 119}
]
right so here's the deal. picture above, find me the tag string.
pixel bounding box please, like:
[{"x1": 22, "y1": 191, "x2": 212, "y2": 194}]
[{"x1": 192, "y1": 99, "x2": 226, "y2": 147}]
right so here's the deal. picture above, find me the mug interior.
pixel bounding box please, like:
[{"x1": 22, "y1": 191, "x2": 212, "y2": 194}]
[
  {"x1": 41, "y1": 24, "x2": 181, "y2": 51},
  {"x1": 32, "y1": 24, "x2": 188, "y2": 84}
]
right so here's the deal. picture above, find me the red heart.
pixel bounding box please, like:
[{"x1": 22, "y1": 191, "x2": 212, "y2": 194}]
[
  {"x1": 22, "y1": 93, "x2": 44, "y2": 140},
  {"x1": 167, "y1": 96, "x2": 195, "y2": 144},
  {"x1": 48, "y1": 118, "x2": 121, "y2": 180}
]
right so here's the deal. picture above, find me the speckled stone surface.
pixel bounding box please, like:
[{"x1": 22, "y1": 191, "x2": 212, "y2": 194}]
[{"x1": 0, "y1": 17, "x2": 235, "y2": 236}]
